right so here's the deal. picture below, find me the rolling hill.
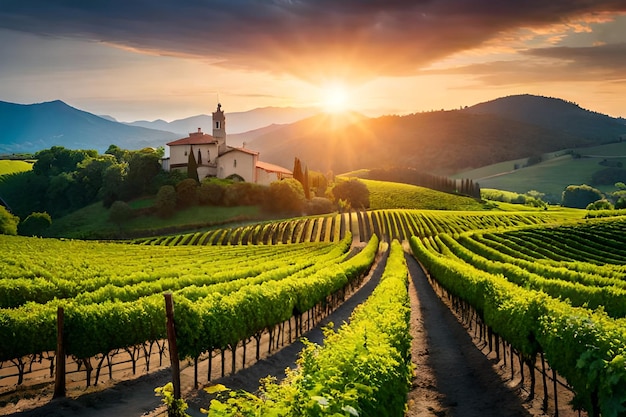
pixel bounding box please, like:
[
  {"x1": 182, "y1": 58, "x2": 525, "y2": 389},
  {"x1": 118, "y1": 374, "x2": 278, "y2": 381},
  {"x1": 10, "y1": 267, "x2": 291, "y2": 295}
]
[
  {"x1": 2, "y1": 95, "x2": 625, "y2": 183},
  {"x1": 249, "y1": 95, "x2": 626, "y2": 176},
  {"x1": 125, "y1": 106, "x2": 318, "y2": 136},
  {"x1": 463, "y1": 94, "x2": 626, "y2": 142},
  {"x1": 0, "y1": 100, "x2": 179, "y2": 154}
]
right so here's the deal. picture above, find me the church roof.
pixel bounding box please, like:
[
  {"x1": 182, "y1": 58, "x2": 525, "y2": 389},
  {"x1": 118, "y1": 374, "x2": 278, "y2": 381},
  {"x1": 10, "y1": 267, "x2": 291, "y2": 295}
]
[
  {"x1": 166, "y1": 128, "x2": 217, "y2": 146},
  {"x1": 256, "y1": 160, "x2": 292, "y2": 175},
  {"x1": 221, "y1": 146, "x2": 260, "y2": 156}
]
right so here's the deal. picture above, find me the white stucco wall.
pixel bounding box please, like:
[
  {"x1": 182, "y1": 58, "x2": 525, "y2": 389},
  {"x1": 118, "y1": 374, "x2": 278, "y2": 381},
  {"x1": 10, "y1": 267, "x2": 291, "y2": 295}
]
[{"x1": 217, "y1": 150, "x2": 257, "y2": 183}]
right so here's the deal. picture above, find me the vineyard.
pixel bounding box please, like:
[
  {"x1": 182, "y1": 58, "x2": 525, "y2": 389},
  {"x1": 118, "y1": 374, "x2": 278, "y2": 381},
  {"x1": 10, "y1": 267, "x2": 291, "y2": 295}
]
[
  {"x1": 133, "y1": 209, "x2": 558, "y2": 246},
  {"x1": 2, "y1": 208, "x2": 626, "y2": 417},
  {"x1": 410, "y1": 218, "x2": 626, "y2": 417}
]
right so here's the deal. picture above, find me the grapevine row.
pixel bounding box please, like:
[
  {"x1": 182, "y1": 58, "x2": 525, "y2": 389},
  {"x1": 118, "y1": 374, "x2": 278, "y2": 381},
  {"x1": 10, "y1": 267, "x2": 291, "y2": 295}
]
[
  {"x1": 207, "y1": 240, "x2": 411, "y2": 417},
  {"x1": 409, "y1": 227, "x2": 626, "y2": 417}
]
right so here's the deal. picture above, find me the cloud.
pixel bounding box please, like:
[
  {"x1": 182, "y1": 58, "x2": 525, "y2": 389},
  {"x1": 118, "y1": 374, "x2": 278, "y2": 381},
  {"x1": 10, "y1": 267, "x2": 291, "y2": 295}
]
[
  {"x1": 1, "y1": 0, "x2": 625, "y2": 82},
  {"x1": 423, "y1": 42, "x2": 626, "y2": 87}
]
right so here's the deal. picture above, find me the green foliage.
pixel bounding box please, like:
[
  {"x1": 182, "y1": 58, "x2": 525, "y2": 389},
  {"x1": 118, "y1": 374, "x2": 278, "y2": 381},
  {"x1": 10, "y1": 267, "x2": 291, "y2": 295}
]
[
  {"x1": 481, "y1": 188, "x2": 547, "y2": 208},
  {"x1": 305, "y1": 197, "x2": 334, "y2": 215},
  {"x1": 206, "y1": 239, "x2": 412, "y2": 417},
  {"x1": 33, "y1": 146, "x2": 95, "y2": 176},
  {"x1": 18, "y1": 211, "x2": 51, "y2": 236},
  {"x1": 586, "y1": 199, "x2": 614, "y2": 211},
  {"x1": 0, "y1": 206, "x2": 19, "y2": 235},
  {"x1": 155, "y1": 383, "x2": 191, "y2": 417},
  {"x1": 363, "y1": 179, "x2": 485, "y2": 210},
  {"x1": 108, "y1": 201, "x2": 135, "y2": 225},
  {"x1": 176, "y1": 178, "x2": 199, "y2": 208},
  {"x1": 265, "y1": 178, "x2": 305, "y2": 215},
  {"x1": 332, "y1": 178, "x2": 369, "y2": 210},
  {"x1": 562, "y1": 184, "x2": 604, "y2": 209},
  {"x1": 409, "y1": 218, "x2": 626, "y2": 416},
  {"x1": 198, "y1": 180, "x2": 226, "y2": 205},
  {"x1": 156, "y1": 185, "x2": 177, "y2": 218},
  {"x1": 592, "y1": 167, "x2": 626, "y2": 186},
  {"x1": 187, "y1": 148, "x2": 199, "y2": 182},
  {"x1": 124, "y1": 148, "x2": 163, "y2": 198},
  {"x1": 223, "y1": 182, "x2": 266, "y2": 206}
]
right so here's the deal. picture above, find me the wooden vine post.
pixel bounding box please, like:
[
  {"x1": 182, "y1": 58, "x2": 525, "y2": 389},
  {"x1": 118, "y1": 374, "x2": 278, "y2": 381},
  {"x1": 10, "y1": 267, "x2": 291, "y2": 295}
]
[
  {"x1": 53, "y1": 307, "x2": 65, "y2": 398},
  {"x1": 164, "y1": 293, "x2": 181, "y2": 399}
]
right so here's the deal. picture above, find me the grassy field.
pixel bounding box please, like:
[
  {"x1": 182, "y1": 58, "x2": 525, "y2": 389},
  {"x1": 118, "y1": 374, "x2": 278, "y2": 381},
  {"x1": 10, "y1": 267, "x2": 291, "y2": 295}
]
[
  {"x1": 0, "y1": 160, "x2": 33, "y2": 176},
  {"x1": 44, "y1": 202, "x2": 262, "y2": 239},
  {"x1": 456, "y1": 142, "x2": 626, "y2": 199},
  {"x1": 362, "y1": 179, "x2": 488, "y2": 211}
]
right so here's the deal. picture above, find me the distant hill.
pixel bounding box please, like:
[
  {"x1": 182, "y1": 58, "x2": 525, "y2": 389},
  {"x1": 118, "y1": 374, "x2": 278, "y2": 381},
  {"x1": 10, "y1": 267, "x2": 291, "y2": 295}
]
[
  {"x1": 463, "y1": 94, "x2": 626, "y2": 142},
  {"x1": 250, "y1": 95, "x2": 626, "y2": 175},
  {"x1": 126, "y1": 106, "x2": 317, "y2": 136},
  {"x1": 0, "y1": 100, "x2": 179, "y2": 154}
]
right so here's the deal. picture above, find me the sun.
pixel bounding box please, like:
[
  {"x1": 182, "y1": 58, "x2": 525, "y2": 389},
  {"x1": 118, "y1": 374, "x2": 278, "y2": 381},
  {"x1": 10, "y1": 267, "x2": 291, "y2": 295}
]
[{"x1": 321, "y1": 83, "x2": 350, "y2": 113}]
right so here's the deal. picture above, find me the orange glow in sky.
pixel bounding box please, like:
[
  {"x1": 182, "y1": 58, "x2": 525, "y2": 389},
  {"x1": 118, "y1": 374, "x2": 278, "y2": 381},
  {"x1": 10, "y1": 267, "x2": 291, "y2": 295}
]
[{"x1": 0, "y1": 3, "x2": 625, "y2": 121}]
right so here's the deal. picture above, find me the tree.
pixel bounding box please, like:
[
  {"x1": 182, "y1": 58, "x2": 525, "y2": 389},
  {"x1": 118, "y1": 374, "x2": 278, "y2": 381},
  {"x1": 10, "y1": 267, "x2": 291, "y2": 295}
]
[
  {"x1": 306, "y1": 197, "x2": 334, "y2": 215},
  {"x1": 124, "y1": 148, "x2": 163, "y2": 199},
  {"x1": 187, "y1": 147, "x2": 199, "y2": 182},
  {"x1": 108, "y1": 201, "x2": 135, "y2": 225},
  {"x1": 155, "y1": 185, "x2": 177, "y2": 218},
  {"x1": 264, "y1": 178, "x2": 305, "y2": 214},
  {"x1": 100, "y1": 163, "x2": 127, "y2": 208},
  {"x1": 561, "y1": 184, "x2": 604, "y2": 209},
  {"x1": 0, "y1": 206, "x2": 19, "y2": 235},
  {"x1": 332, "y1": 178, "x2": 370, "y2": 210},
  {"x1": 176, "y1": 179, "x2": 199, "y2": 207},
  {"x1": 586, "y1": 199, "x2": 613, "y2": 211},
  {"x1": 18, "y1": 212, "x2": 52, "y2": 236},
  {"x1": 303, "y1": 166, "x2": 311, "y2": 200},
  {"x1": 292, "y1": 157, "x2": 303, "y2": 185},
  {"x1": 223, "y1": 182, "x2": 267, "y2": 206},
  {"x1": 33, "y1": 146, "x2": 95, "y2": 176},
  {"x1": 198, "y1": 180, "x2": 226, "y2": 206}
]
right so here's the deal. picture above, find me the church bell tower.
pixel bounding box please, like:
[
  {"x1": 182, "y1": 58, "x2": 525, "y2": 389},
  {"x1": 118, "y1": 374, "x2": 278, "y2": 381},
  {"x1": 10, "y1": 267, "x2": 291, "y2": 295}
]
[{"x1": 212, "y1": 103, "x2": 226, "y2": 153}]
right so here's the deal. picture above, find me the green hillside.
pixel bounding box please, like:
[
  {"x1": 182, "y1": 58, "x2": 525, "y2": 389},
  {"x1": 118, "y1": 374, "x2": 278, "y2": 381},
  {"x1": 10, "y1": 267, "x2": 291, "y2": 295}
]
[
  {"x1": 362, "y1": 179, "x2": 487, "y2": 211},
  {"x1": 457, "y1": 142, "x2": 626, "y2": 201},
  {"x1": 0, "y1": 160, "x2": 33, "y2": 176}
]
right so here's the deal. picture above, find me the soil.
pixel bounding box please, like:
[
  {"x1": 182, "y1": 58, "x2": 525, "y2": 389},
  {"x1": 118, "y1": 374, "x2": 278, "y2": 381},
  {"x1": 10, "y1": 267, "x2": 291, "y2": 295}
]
[{"x1": 1, "y1": 247, "x2": 580, "y2": 417}]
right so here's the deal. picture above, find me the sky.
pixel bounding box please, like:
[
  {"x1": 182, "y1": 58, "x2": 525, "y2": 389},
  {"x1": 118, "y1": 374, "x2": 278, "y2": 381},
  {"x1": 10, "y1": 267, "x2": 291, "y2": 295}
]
[{"x1": 0, "y1": 0, "x2": 625, "y2": 122}]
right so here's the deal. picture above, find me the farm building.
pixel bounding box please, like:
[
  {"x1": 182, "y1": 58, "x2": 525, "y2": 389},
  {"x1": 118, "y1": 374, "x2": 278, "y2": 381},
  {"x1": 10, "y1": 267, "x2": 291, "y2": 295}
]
[{"x1": 162, "y1": 103, "x2": 292, "y2": 185}]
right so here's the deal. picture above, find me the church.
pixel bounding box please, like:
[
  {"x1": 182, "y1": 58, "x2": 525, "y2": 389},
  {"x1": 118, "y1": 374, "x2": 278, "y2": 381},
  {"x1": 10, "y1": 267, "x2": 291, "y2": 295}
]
[{"x1": 162, "y1": 104, "x2": 292, "y2": 185}]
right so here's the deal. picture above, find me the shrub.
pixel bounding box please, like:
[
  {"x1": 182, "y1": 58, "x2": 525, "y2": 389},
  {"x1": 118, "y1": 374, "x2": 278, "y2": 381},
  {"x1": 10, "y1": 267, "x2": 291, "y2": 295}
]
[
  {"x1": 264, "y1": 178, "x2": 305, "y2": 214},
  {"x1": 562, "y1": 184, "x2": 604, "y2": 209},
  {"x1": 586, "y1": 199, "x2": 614, "y2": 211},
  {"x1": 306, "y1": 197, "x2": 335, "y2": 215},
  {"x1": 18, "y1": 211, "x2": 52, "y2": 236},
  {"x1": 0, "y1": 206, "x2": 19, "y2": 235},
  {"x1": 332, "y1": 178, "x2": 370, "y2": 210},
  {"x1": 223, "y1": 182, "x2": 267, "y2": 206},
  {"x1": 176, "y1": 178, "x2": 199, "y2": 208},
  {"x1": 198, "y1": 180, "x2": 226, "y2": 205},
  {"x1": 108, "y1": 201, "x2": 135, "y2": 225},
  {"x1": 155, "y1": 185, "x2": 177, "y2": 218}
]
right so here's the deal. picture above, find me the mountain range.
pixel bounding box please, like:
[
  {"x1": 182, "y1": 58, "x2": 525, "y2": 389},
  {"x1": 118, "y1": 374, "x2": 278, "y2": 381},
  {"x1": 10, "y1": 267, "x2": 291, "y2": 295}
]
[
  {"x1": 247, "y1": 95, "x2": 626, "y2": 175},
  {"x1": 1, "y1": 95, "x2": 625, "y2": 176}
]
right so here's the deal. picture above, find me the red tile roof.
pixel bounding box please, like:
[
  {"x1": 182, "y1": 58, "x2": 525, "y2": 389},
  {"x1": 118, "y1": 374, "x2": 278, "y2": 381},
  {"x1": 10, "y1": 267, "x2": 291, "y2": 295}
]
[
  {"x1": 256, "y1": 160, "x2": 292, "y2": 174},
  {"x1": 166, "y1": 130, "x2": 217, "y2": 146}
]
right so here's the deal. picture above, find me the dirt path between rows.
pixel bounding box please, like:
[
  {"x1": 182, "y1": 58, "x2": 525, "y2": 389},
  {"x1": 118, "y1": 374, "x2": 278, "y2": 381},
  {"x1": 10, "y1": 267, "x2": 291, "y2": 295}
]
[{"x1": 5, "y1": 247, "x2": 578, "y2": 417}]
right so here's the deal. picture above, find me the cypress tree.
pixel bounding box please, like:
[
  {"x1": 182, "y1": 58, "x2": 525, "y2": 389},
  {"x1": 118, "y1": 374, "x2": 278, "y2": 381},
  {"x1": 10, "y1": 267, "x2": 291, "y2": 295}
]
[
  {"x1": 188, "y1": 146, "x2": 199, "y2": 182},
  {"x1": 303, "y1": 166, "x2": 311, "y2": 199}
]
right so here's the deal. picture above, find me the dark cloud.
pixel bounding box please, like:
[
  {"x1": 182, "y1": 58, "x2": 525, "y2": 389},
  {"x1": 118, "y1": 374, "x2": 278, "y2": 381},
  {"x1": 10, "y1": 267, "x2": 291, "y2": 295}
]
[
  {"x1": 0, "y1": 0, "x2": 625, "y2": 81},
  {"x1": 423, "y1": 43, "x2": 626, "y2": 86}
]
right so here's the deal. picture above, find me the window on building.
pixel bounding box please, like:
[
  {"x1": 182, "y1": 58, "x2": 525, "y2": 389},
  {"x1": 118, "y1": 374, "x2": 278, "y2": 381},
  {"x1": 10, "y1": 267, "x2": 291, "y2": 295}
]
[
  {"x1": 215, "y1": 121, "x2": 220, "y2": 129},
  {"x1": 233, "y1": 159, "x2": 237, "y2": 168}
]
